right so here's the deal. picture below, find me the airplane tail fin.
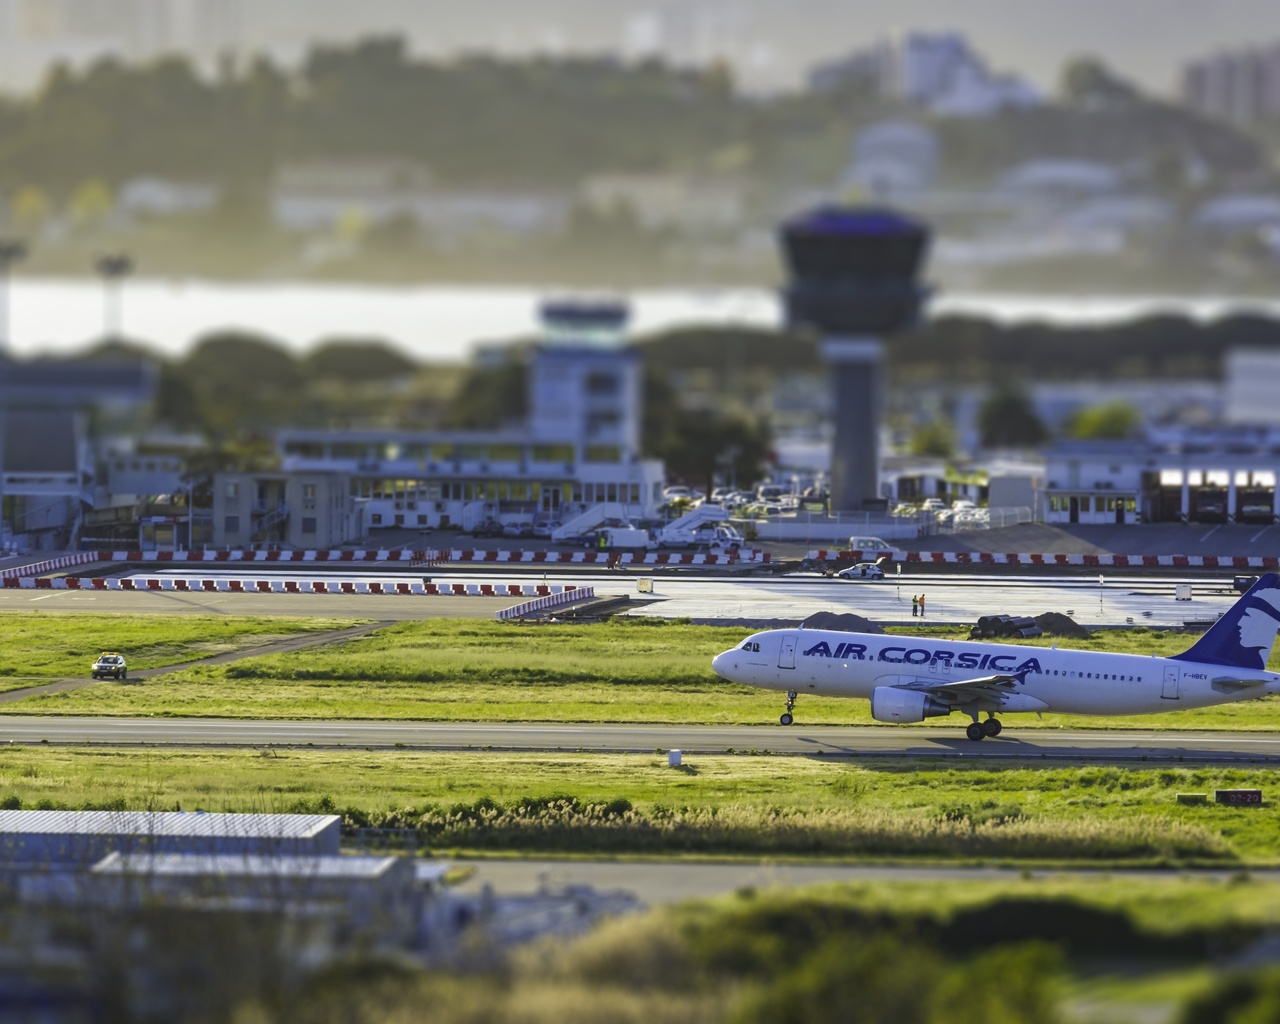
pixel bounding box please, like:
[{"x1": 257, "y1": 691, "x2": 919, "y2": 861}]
[{"x1": 1172, "y1": 572, "x2": 1280, "y2": 671}]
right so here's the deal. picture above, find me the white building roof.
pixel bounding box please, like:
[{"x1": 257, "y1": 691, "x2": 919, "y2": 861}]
[
  {"x1": 0, "y1": 811, "x2": 338, "y2": 839},
  {"x1": 1195, "y1": 194, "x2": 1280, "y2": 229}
]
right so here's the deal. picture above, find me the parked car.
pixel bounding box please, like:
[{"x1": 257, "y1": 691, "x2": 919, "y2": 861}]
[
  {"x1": 502, "y1": 522, "x2": 534, "y2": 538},
  {"x1": 471, "y1": 519, "x2": 504, "y2": 538},
  {"x1": 837, "y1": 562, "x2": 886, "y2": 581}
]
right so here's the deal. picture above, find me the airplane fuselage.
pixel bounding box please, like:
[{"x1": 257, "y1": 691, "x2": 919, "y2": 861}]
[{"x1": 712, "y1": 628, "x2": 1280, "y2": 717}]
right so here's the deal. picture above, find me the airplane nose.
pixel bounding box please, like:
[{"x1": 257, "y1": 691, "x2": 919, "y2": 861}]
[{"x1": 712, "y1": 651, "x2": 732, "y2": 679}]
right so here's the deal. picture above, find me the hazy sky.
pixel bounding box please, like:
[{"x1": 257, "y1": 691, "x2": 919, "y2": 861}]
[{"x1": 245, "y1": 0, "x2": 1280, "y2": 94}]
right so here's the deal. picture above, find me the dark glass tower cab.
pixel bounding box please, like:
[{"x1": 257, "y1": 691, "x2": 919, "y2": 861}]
[{"x1": 780, "y1": 206, "x2": 931, "y2": 512}]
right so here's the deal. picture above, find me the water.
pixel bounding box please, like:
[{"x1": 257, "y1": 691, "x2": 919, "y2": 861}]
[{"x1": 7, "y1": 277, "x2": 1280, "y2": 363}]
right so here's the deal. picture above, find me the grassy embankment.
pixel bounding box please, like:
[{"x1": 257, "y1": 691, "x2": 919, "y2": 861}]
[
  {"x1": 0, "y1": 612, "x2": 366, "y2": 692},
  {"x1": 9, "y1": 617, "x2": 1280, "y2": 731},
  {"x1": 238, "y1": 876, "x2": 1280, "y2": 1023},
  {"x1": 5, "y1": 746, "x2": 1280, "y2": 863}
]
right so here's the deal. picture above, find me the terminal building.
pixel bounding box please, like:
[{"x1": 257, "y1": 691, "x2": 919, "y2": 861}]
[{"x1": 270, "y1": 299, "x2": 665, "y2": 541}]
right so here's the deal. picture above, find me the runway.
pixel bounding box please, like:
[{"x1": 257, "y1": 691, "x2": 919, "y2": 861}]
[{"x1": 3, "y1": 717, "x2": 1279, "y2": 763}]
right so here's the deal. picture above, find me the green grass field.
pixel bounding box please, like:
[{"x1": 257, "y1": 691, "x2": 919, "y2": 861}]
[
  {"x1": 10, "y1": 617, "x2": 1280, "y2": 731},
  {"x1": 0, "y1": 612, "x2": 364, "y2": 691},
  {"x1": 240, "y1": 874, "x2": 1280, "y2": 1023},
  {"x1": 4, "y1": 745, "x2": 1280, "y2": 863}
]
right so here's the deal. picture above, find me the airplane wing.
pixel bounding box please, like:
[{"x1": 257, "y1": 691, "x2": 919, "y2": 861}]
[{"x1": 898, "y1": 673, "x2": 1023, "y2": 707}]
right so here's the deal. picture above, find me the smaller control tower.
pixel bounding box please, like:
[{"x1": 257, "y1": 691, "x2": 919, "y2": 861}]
[
  {"x1": 529, "y1": 298, "x2": 642, "y2": 461},
  {"x1": 780, "y1": 206, "x2": 931, "y2": 512}
]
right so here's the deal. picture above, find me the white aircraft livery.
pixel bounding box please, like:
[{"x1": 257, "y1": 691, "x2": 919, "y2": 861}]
[{"x1": 711, "y1": 573, "x2": 1280, "y2": 741}]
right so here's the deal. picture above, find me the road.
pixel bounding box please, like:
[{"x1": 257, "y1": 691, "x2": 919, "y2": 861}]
[
  {"x1": 3, "y1": 718, "x2": 1278, "y2": 763},
  {"x1": 0, "y1": 587, "x2": 514, "y2": 619},
  {"x1": 445, "y1": 859, "x2": 1280, "y2": 904}
]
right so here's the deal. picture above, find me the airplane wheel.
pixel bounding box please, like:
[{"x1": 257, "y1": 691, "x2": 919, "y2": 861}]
[
  {"x1": 982, "y1": 718, "x2": 1002, "y2": 737},
  {"x1": 780, "y1": 713, "x2": 794, "y2": 726},
  {"x1": 965, "y1": 722, "x2": 985, "y2": 742}
]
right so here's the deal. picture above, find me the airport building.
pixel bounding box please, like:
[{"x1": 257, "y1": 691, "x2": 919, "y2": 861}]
[
  {"x1": 1043, "y1": 433, "x2": 1280, "y2": 525},
  {"x1": 276, "y1": 299, "x2": 666, "y2": 538},
  {"x1": 0, "y1": 810, "x2": 341, "y2": 867}
]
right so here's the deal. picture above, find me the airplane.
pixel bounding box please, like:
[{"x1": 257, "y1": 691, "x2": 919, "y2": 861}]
[{"x1": 711, "y1": 572, "x2": 1280, "y2": 741}]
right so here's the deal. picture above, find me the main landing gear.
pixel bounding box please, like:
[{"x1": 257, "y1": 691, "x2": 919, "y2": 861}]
[
  {"x1": 965, "y1": 715, "x2": 1003, "y2": 741},
  {"x1": 779, "y1": 690, "x2": 797, "y2": 726}
]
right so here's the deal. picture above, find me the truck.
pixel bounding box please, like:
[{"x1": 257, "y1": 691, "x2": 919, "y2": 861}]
[{"x1": 593, "y1": 526, "x2": 656, "y2": 552}]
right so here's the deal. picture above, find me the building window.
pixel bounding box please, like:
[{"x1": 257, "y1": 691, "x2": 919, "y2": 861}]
[
  {"x1": 302, "y1": 517, "x2": 317, "y2": 534},
  {"x1": 586, "y1": 371, "x2": 620, "y2": 396},
  {"x1": 224, "y1": 515, "x2": 240, "y2": 533},
  {"x1": 303, "y1": 484, "x2": 317, "y2": 499},
  {"x1": 226, "y1": 483, "x2": 239, "y2": 499}
]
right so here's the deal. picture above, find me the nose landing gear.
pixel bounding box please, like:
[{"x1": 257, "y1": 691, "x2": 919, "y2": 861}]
[
  {"x1": 779, "y1": 690, "x2": 797, "y2": 726},
  {"x1": 965, "y1": 715, "x2": 1003, "y2": 741}
]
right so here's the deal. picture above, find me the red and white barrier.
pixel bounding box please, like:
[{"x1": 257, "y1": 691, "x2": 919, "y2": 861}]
[
  {"x1": 496, "y1": 586, "x2": 597, "y2": 620},
  {"x1": 91, "y1": 547, "x2": 769, "y2": 566},
  {"x1": 2, "y1": 552, "x2": 102, "y2": 579},
  {"x1": 807, "y1": 549, "x2": 1280, "y2": 569},
  {"x1": 97, "y1": 549, "x2": 440, "y2": 563},
  {"x1": 444, "y1": 549, "x2": 769, "y2": 565},
  {"x1": 2, "y1": 577, "x2": 584, "y2": 598}
]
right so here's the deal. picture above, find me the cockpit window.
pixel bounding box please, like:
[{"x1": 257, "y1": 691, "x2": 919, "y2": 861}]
[{"x1": 740, "y1": 642, "x2": 761, "y2": 652}]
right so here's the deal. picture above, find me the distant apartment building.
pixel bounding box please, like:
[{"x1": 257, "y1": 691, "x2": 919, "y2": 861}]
[
  {"x1": 1182, "y1": 44, "x2": 1280, "y2": 125},
  {"x1": 212, "y1": 471, "x2": 363, "y2": 550},
  {"x1": 0, "y1": 0, "x2": 243, "y2": 93},
  {"x1": 810, "y1": 32, "x2": 1040, "y2": 118}
]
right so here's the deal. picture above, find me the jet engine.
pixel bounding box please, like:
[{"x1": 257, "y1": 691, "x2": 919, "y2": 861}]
[{"x1": 870, "y1": 686, "x2": 951, "y2": 724}]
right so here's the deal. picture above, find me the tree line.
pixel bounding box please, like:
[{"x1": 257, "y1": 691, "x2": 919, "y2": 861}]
[{"x1": 0, "y1": 39, "x2": 1265, "y2": 204}]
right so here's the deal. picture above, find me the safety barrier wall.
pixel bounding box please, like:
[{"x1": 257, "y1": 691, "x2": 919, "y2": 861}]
[
  {"x1": 444, "y1": 549, "x2": 768, "y2": 565},
  {"x1": 1, "y1": 577, "x2": 584, "y2": 597},
  {"x1": 95, "y1": 548, "x2": 768, "y2": 566},
  {"x1": 1, "y1": 552, "x2": 102, "y2": 579},
  {"x1": 100, "y1": 549, "x2": 439, "y2": 563},
  {"x1": 807, "y1": 549, "x2": 1280, "y2": 569},
  {"x1": 495, "y1": 586, "x2": 597, "y2": 620}
]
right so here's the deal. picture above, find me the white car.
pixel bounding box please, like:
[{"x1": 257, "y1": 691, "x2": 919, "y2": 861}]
[{"x1": 837, "y1": 562, "x2": 886, "y2": 581}]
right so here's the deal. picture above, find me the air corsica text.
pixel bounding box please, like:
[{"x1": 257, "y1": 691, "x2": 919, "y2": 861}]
[{"x1": 803, "y1": 641, "x2": 1042, "y2": 674}]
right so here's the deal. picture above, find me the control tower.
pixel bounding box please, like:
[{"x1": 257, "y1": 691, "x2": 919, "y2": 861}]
[
  {"x1": 529, "y1": 298, "x2": 641, "y2": 460},
  {"x1": 780, "y1": 206, "x2": 931, "y2": 512}
]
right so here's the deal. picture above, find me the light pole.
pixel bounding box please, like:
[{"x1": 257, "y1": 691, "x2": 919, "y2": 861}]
[
  {"x1": 95, "y1": 252, "x2": 132, "y2": 342},
  {"x1": 0, "y1": 239, "x2": 24, "y2": 551},
  {"x1": 0, "y1": 239, "x2": 26, "y2": 354}
]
